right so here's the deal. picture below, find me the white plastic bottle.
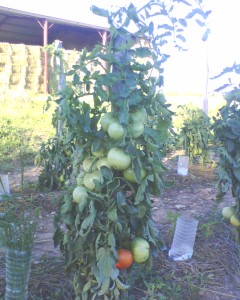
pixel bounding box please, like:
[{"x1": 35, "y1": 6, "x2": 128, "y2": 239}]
[{"x1": 169, "y1": 215, "x2": 198, "y2": 261}]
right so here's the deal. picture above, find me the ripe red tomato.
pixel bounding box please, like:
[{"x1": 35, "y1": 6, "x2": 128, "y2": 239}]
[{"x1": 115, "y1": 249, "x2": 133, "y2": 270}]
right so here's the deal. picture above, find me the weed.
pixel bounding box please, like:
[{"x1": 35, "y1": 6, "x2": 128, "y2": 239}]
[
  {"x1": 165, "y1": 210, "x2": 179, "y2": 240},
  {"x1": 199, "y1": 220, "x2": 219, "y2": 238}
]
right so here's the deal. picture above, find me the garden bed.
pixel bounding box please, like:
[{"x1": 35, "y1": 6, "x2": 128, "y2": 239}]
[{"x1": 0, "y1": 157, "x2": 240, "y2": 299}]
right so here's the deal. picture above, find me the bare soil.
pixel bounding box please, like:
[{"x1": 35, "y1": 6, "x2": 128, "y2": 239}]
[{"x1": 0, "y1": 156, "x2": 240, "y2": 299}]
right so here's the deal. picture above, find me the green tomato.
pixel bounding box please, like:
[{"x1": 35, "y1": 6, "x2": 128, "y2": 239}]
[
  {"x1": 222, "y1": 206, "x2": 235, "y2": 220},
  {"x1": 83, "y1": 170, "x2": 103, "y2": 191},
  {"x1": 58, "y1": 174, "x2": 65, "y2": 183},
  {"x1": 123, "y1": 167, "x2": 147, "y2": 183},
  {"x1": 76, "y1": 172, "x2": 86, "y2": 185},
  {"x1": 131, "y1": 237, "x2": 150, "y2": 263},
  {"x1": 131, "y1": 108, "x2": 147, "y2": 123},
  {"x1": 82, "y1": 157, "x2": 97, "y2": 172},
  {"x1": 91, "y1": 144, "x2": 105, "y2": 157},
  {"x1": 100, "y1": 112, "x2": 117, "y2": 132},
  {"x1": 72, "y1": 186, "x2": 88, "y2": 203},
  {"x1": 129, "y1": 121, "x2": 144, "y2": 139},
  {"x1": 64, "y1": 149, "x2": 72, "y2": 157},
  {"x1": 107, "y1": 147, "x2": 131, "y2": 171},
  {"x1": 230, "y1": 215, "x2": 240, "y2": 227},
  {"x1": 108, "y1": 122, "x2": 124, "y2": 140},
  {"x1": 96, "y1": 157, "x2": 111, "y2": 170}
]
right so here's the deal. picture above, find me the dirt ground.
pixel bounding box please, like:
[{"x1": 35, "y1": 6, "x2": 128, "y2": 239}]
[{"x1": 0, "y1": 155, "x2": 240, "y2": 299}]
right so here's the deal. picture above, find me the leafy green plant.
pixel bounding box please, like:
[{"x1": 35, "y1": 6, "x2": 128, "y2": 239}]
[
  {"x1": 213, "y1": 88, "x2": 240, "y2": 238},
  {"x1": 52, "y1": 2, "x2": 209, "y2": 299},
  {"x1": 165, "y1": 210, "x2": 179, "y2": 240},
  {"x1": 0, "y1": 195, "x2": 40, "y2": 250},
  {"x1": 199, "y1": 220, "x2": 218, "y2": 238},
  {"x1": 36, "y1": 133, "x2": 74, "y2": 190},
  {"x1": 178, "y1": 105, "x2": 212, "y2": 164}
]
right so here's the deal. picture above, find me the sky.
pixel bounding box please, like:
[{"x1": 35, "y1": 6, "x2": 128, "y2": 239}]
[{"x1": 0, "y1": 0, "x2": 240, "y2": 95}]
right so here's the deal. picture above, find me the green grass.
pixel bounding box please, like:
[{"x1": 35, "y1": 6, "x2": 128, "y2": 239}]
[{"x1": 0, "y1": 91, "x2": 55, "y2": 173}]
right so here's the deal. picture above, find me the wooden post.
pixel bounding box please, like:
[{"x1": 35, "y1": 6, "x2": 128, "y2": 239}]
[
  {"x1": 54, "y1": 40, "x2": 66, "y2": 135},
  {"x1": 43, "y1": 19, "x2": 48, "y2": 94}
]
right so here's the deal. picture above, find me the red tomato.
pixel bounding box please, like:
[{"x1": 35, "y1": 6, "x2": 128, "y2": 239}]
[{"x1": 115, "y1": 249, "x2": 133, "y2": 270}]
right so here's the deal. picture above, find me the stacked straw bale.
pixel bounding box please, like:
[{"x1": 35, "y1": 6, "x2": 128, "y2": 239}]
[
  {"x1": 25, "y1": 45, "x2": 43, "y2": 93},
  {"x1": 9, "y1": 44, "x2": 27, "y2": 91},
  {"x1": 0, "y1": 42, "x2": 92, "y2": 94},
  {"x1": 0, "y1": 43, "x2": 12, "y2": 91}
]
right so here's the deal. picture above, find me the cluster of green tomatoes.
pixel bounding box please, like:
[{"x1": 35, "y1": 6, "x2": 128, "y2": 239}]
[
  {"x1": 72, "y1": 108, "x2": 148, "y2": 204},
  {"x1": 71, "y1": 107, "x2": 151, "y2": 267}
]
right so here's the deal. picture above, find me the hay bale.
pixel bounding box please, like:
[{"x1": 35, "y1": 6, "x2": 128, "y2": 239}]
[
  {"x1": 0, "y1": 42, "x2": 11, "y2": 53},
  {"x1": 38, "y1": 75, "x2": 44, "y2": 84},
  {"x1": 9, "y1": 73, "x2": 22, "y2": 85},
  {"x1": 0, "y1": 43, "x2": 12, "y2": 89},
  {"x1": 9, "y1": 63, "x2": 26, "y2": 91},
  {"x1": 12, "y1": 66, "x2": 23, "y2": 73},
  {"x1": 10, "y1": 44, "x2": 26, "y2": 56},
  {"x1": 0, "y1": 53, "x2": 9, "y2": 66},
  {"x1": 26, "y1": 45, "x2": 41, "y2": 56},
  {"x1": 11, "y1": 55, "x2": 26, "y2": 65},
  {"x1": 25, "y1": 45, "x2": 43, "y2": 92}
]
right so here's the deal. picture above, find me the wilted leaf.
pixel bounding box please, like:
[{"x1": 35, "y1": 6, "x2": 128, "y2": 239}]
[
  {"x1": 80, "y1": 202, "x2": 96, "y2": 236},
  {"x1": 97, "y1": 248, "x2": 117, "y2": 281}
]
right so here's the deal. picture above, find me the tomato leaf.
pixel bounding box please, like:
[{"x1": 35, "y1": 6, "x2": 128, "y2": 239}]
[
  {"x1": 107, "y1": 178, "x2": 120, "y2": 191},
  {"x1": 135, "y1": 177, "x2": 148, "y2": 204},
  {"x1": 108, "y1": 208, "x2": 118, "y2": 222},
  {"x1": 92, "y1": 139, "x2": 101, "y2": 152},
  {"x1": 60, "y1": 195, "x2": 72, "y2": 214},
  {"x1": 117, "y1": 191, "x2": 126, "y2": 207},
  {"x1": 118, "y1": 99, "x2": 129, "y2": 125},
  {"x1": 79, "y1": 202, "x2": 96, "y2": 237},
  {"x1": 97, "y1": 248, "x2": 116, "y2": 281},
  {"x1": 132, "y1": 157, "x2": 142, "y2": 184},
  {"x1": 101, "y1": 166, "x2": 113, "y2": 181}
]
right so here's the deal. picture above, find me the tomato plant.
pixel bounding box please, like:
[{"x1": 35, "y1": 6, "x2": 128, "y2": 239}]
[
  {"x1": 178, "y1": 105, "x2": 212, "y2": 165},
  {"x1": 36, "y1": 134, "x2": 74, "y2": 190},
  {"x1": 213, "y1": 89, "x2": 240, "y2": 238},
  {"x1": 53, "y1": 2, "x2": 210, "y2": 299}
]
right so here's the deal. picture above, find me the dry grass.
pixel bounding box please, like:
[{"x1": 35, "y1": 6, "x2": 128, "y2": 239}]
[{"x1": 151, "y1": 212, "x2": 240, "y2": 300}]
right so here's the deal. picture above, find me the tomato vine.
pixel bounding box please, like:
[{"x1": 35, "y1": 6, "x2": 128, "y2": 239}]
[{"x1": 53, "y1": 1, "x2": 210, "y2": 299}]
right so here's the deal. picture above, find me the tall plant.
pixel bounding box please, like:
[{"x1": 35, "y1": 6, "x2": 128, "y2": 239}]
[
  {"x1": 213, "y1": 89, "x2": 240, "y2": 238},
  {"x1": 178, "y1": 105, "x2": 211, "y2": 164},
  {"x1": 53, "y1": 1, "x2": 209, "y2": 299}
]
